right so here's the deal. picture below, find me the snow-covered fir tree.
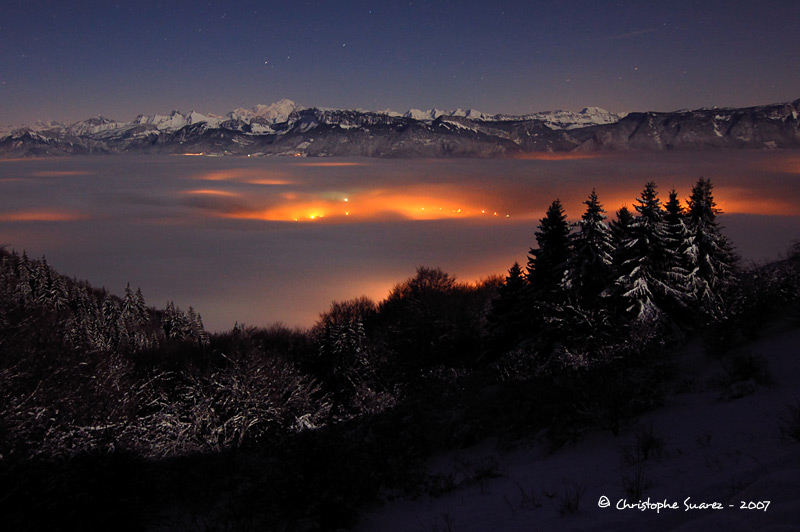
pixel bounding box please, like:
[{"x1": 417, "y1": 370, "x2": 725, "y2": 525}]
[
  {"x1": 615, "y1": 182, "x2": 676, "y2": 322},
  {"x1": 565, "y1": 189, "x2": 615, "y2": 307},
  {"x1": 134, "y1": 287, "x2": 149, "y2": 324},
  {"x1": 684, "y1": 177, "x2": 738, "y2": 318},
  {"x1": 661, "y1": 188, "x2": 694, "y2": 313},
  {"x1": 525, "y1": 199, "x2": 573, "y2": 344},
  {"x1": 610, "y1": 206, "x2": 635, "y2": 286},
  {"x1": 162, "y1": 300, "x2": 209, "y2": 345}
]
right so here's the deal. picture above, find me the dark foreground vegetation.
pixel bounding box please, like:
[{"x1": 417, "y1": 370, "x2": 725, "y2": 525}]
[{"x1": 1, "y1": 179, "x2": 799, "y2": 531}]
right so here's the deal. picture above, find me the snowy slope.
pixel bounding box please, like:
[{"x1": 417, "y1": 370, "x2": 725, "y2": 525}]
[
  {"x1": 65, "y1": 116, "x2": 137, "y2": 136},
  {"x1": 357, "y1": 325, "x2": 800, "y2": 532},
  {"x1": 228, "y1": 98, "x2": 300, "y2": 123},
  {"x1": 400, "y1": 106, "x2": 620, "y2": 128},
  {"x1": 499, "y1": 107, "x2": 625, "y2": 130}
]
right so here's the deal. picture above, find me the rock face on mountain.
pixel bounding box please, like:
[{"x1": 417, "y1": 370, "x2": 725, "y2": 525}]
[
  {"x1": 1, "y1": 99, "x2": 798, "y2": 158},
  {"x1": 575, "y1": 101, "x2": 800, "y2": 151}
]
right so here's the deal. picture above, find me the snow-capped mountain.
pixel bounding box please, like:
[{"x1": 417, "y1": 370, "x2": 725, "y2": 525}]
[
  {"x1": 228, "y1": 98, "x2": 300, "y2": 124},
  {"x1": 66, "y1": 116, "x2": 136, "y2": 136},
  {"x1": 131, "y1": 110, "x2": 224, "y2": 131},
  {"x1": 1, "y1": 98, "x2": 798, "y2": 158},
  {"x1": 404, "y1": 106, "x2": 624, "y2": 128},
  {"x1": 522, "y1": 107, "x2": 626, "y2": 130}
]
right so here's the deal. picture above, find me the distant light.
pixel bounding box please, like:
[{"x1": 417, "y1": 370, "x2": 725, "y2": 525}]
[{"x1": 344, "y1": 197, "x2": 349, "y2": 202}]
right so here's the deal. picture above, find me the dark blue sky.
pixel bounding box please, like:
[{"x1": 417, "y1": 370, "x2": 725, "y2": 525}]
[{"x1": 3, "y1": 0, "x2": 799, "y2": 125}]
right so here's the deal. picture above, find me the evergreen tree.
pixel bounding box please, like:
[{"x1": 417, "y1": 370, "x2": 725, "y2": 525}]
[
  {"x1": 16, "y1": 252, "x2": 33, "y2": 306},
  {"x1": 122, "y1": 283, "x2": 137, "y2": 321},
  {"x1": 134, "y1": 287, "x2": 149, "y2": 324},
  {"x1": 186, "y1": 306, "x2": 210, "y2": 345},
  {"x1": 526, "y1": 199, "x2": 572, "y2": 301},
  {"x1": 101, "y1": 293, "x2": 125, "y2": 349},
  {"x1": 162, "y1": 301, "x2": 180, "y2": 339},
  {"x1": 663, "y1": 189, "x2": 688, "y2": 253},
  {"x1": 615, "y1": 182, "x2": 673, "y2": 322},
  {"x1": 685, "y1": 177, "x2": 738, "y2": 318},
  {"x1": 486, "y1": 262, "x2": 528, "y2": 353},
  {"x1": 661, "y1": 189, "x2": 694, "y2": 313},
  {"x1": 565, "y1": 189, "x2": 615, "y2": 307},
  {"x1": 610, "y1": 206, "x2": 635, "y2": 277},
  {"x1": 525, "y1": 199, "x2": 573, "y2": 345}
]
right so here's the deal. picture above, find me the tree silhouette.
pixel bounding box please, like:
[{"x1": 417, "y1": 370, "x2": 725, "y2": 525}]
[
  {"x1": 565, "y1": 189, "x2": 614, "y2": 307},
  {"x1": 685, "y1": 177, "x2": 738, "y2": 318},
  {"x1": 486, "y1": 262, "x2": 528, "y2": 354}
]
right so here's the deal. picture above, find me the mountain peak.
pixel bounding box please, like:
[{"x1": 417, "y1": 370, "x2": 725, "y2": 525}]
[
  {"x1": 229, "y1": 99, "x2": 300, "y2": 123},
  {"x1": 579, "y1": 107, "x2": 611, "y2": 115}
]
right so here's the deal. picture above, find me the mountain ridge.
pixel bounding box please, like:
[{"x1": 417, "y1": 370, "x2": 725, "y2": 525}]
[{"x1": 2, "y1": 98, "x2": 798, "y2": 158}]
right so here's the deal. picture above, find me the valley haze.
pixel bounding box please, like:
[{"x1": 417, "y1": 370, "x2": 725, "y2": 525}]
[{"x1": 1, "y1": 149, "x2": 798, "y2": 331}]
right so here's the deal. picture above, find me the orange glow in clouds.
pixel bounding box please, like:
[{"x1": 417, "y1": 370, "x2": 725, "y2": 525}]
[
  {"x1": 30, "y1": 170, "x2": 92, "y2": 177},
  {"x1": 715, "y1": 191, "x2": 800, "y2": 217},
  {"x1": 0, "y1": 209, "x2": 87, "y2": 222},
  {"x1": 512, "y1": 152, "x2": 607, "y2": 161},
  {"x1": 219, "y1": 187, "x2": 513, "y2": 222},
  {"x1": 183, "y1": 189, "x2": 241, "y2": 197},
  {"x1": 193, "y1": 168, "x2": 293, "y2": 185},
  {"x1": 291, "y1": 162, "x2": 369, "y2": 167}
]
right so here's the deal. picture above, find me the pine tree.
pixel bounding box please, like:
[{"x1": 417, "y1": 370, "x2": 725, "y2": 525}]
[
  {"x1": 186, "y1": 306, "x2": 209, "y2": 345},
  {"x1": 615, "y1": 182, "x2": 672, "y2": 322},
  {"x1": 16, "y1": 252, "x2": 33, "y2": 306},
  {"x1": 661, "y1": 189, "x2": 693, "y2": 313},
  {"x1": 527, "y1": 199, "x2": 572, "y2": 300},
  {"x1": 101, "y1": 293, "x2": 125, "y2": 349},
  {"x1": 134, "y1": 287, "x2": 149, "y2": 324},
  {"x1": 685, "y1": 178, "x2": 738, "y2": 318},
  {"x1": 610, "y1": 206, "x2": 635, "y2": 277},
  {"x1": 565, "y1": 189, "x2": 615, "y2": 307},
  {"x1": 486, "y1": 262, "x2": 528, "y2": 353},
  {"x1": 122, "y1": 283, "x2": 137, "y2": 321},
  {"x1": 162, "y1": 300, "x2": 179, "y2": 339},
  {"x1": 525, "y1": 199, "x2": 573, "y2": 346}
]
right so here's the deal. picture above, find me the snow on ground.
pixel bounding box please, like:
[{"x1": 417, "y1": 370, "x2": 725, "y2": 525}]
[{"x1": 357, "y1": 324, "x2": 800, "y2": 531}]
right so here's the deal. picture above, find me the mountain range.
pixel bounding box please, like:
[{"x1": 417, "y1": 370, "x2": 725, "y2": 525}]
[{"x1": 2, "y1": 97, "x2": 798, "y2": 158}]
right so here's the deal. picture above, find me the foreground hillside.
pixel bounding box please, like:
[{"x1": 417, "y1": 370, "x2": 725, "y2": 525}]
[
  {"x1": 1, "y1": 247, "x2": 797, "y2": 531},
  {"x1": 358, "y1": 323, "x2": 800, "y2": 531}
]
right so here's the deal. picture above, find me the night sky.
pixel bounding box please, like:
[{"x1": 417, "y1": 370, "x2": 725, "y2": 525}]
[{"x1": 3, "y1": 1, "x2": 800, "y2": 126}]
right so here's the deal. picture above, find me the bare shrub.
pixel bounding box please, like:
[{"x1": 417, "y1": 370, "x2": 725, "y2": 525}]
[
  {"x1": 558, "y1": 480, "x2": 586, "y2": 516},
  {"x1": 620, "y1": 425, "x2": 665, "y2": 498}
]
